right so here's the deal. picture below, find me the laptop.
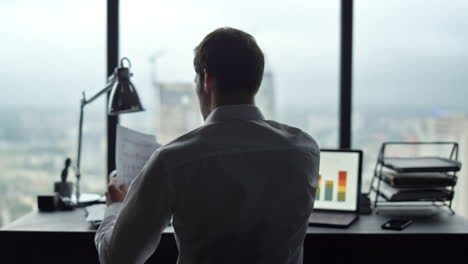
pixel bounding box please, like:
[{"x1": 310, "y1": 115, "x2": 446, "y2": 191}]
[{"x1": 308, "y1": 149, "x2": 363, "y2": 228}]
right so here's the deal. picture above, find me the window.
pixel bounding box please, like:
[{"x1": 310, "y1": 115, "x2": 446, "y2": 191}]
[
  {"x1": 120, "y1": 0, "x2": 340, "y2": 147},
  {"x1": 0, "y1": 0, "x2": 106, "y2": 227},
  {"x1": 354, "y1": 0, "x2": 468, "y2": 215}
]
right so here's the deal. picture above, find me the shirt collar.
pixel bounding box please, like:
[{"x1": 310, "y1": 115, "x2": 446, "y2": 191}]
[{"x1": 204, "y1": 104, "x2": 265, "y2": 124}]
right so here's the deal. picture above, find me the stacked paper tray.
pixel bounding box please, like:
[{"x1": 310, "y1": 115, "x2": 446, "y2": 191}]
[
  {"x1": 373, "y1": 180, "x2": 453, "y2": 202},
  {"x1": 382, "y1": 157, "x2": 462, "y2": 173},
  {"x1": 380, "y1": 169, "x2": 456, "y2": 188},
  {"x1": 374, "y1": 156, "x2": 460, "y2": 202}
]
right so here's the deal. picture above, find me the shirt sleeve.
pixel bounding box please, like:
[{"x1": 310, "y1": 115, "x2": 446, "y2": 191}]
[{"x1": 94, "y1": 150, "x2": 175, "y2": 264}]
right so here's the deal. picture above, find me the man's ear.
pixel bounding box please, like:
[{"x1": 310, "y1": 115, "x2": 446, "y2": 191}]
[{"x1": 204, "y1": 70, "x2": 214, "y2": 94}]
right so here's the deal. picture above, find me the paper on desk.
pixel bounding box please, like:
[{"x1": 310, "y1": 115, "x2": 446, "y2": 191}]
[
  {"x1": 116, "y1": 125, "x2": 161, "y2": 186},
  {"x1": 85, "y1": 204, "x2": 106, "y2": 223}
]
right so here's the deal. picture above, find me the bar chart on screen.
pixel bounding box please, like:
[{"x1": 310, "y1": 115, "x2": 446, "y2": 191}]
[
  {"x1": 316, "y1": 171, "x2": 347, "y2": 202},
  {"x1": 314, "y1": 152, "x2": 359, "y2": 211}
]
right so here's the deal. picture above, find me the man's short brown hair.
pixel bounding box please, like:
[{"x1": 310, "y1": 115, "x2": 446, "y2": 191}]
[{"x1": 194, "y1": 27, "x2": 265, "y2": 95}]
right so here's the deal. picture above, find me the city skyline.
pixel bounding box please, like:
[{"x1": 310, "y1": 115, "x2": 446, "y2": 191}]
[{"x1": 2, "y1": 104, "x2": 468, "y2": 227}]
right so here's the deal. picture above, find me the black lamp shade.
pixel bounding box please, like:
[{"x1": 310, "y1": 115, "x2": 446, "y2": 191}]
[{"x1": 108, "y1": 67, "x2": 145, "y2": 115}]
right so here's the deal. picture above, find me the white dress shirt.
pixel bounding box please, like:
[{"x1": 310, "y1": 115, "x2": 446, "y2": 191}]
[{"x1": 95, "y1": 104, "x2": 320, "y2": 264}]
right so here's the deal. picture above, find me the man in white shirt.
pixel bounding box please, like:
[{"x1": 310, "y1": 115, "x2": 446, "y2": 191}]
[{"x1": 95, "y1": 27, "x2": 320, "y2": 264}]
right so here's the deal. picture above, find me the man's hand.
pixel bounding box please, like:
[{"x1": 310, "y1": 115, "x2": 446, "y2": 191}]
[{"x1": 106, "y1": 174, "x2": 129, "y2": 206}]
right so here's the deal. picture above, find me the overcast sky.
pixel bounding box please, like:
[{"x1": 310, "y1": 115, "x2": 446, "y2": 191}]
[{"x1": 1, "y1": 0, "x2": 467, "y2": 113}]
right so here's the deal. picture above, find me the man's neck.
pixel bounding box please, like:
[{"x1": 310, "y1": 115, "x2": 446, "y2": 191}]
[{"x1": 211, "y1": 94, "x2": 255, "y2": 110}]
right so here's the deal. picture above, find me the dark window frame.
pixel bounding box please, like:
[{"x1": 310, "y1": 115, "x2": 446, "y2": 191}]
[{"x1": 106, "y1": 0, "x2": 119, "y2": 181}]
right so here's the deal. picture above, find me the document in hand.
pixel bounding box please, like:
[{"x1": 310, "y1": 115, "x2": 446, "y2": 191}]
[{"x1": 115, "y1": 125, "x2": 161, "y2": 186}]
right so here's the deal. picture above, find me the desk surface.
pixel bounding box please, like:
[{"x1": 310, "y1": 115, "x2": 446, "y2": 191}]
[
  {"x1": 3, "y1": 206, "x2": 468, "y2": 234},
  {"x1": 2, "y1": 207, "x2": 468, "y2": 264}
]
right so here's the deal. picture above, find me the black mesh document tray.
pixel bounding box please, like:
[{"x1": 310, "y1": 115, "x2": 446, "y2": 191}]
[
  {"x1": 383, "y1": 157, "x2": 462, "y2": 173},
  {"x1": 375, "y1": 181, "x2": 454, "y2": 202},
  {"x1": 371, "y1": 142, "x2": 460, "y2": 214},
  {"x1": 381, "y1": 170, "x2": 457, "y2": 188}
]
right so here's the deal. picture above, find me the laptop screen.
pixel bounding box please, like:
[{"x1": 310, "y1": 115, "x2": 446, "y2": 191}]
[{"x1": 313, "y1": 150, "x2": 362, "y2": 212}]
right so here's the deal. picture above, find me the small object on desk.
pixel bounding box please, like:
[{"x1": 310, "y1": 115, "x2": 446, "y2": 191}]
[
  {"x1": 54, "y1": 182, "x2": 74, "y2": 198},
  {"x1": 61, "y1": 157, "x2": 71, "y2": 183},
  {"x1": 85, "y1": 204, "x2": 107, "y2": 228},
  {"x1": 37, "y1": 193, "x2": 59, "y2": 212},
  {"x1": 54, "y1": 157, "x2": 74, "y2": 198},
  {"x1": 359, "y1": 193, "x2": 372, "y2": 214},
  {"x1": 381, "y1": 218, "x2": 412, "y2": 231},
  {"x1": 72, "y1": 193, "x2": 105, "y2": 207},
  {"x1": 57, "y1": 196, "x2": 75, "y2": 211}
]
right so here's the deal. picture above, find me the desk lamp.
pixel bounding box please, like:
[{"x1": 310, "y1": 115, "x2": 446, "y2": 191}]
[{"x1": 75, "y1": 57, "x2": 144, "y2": 205}]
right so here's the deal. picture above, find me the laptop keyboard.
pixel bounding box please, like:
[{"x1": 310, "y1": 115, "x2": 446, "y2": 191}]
[{"x1": 309, "y1": 211, "x2": 357, "y2": 226}]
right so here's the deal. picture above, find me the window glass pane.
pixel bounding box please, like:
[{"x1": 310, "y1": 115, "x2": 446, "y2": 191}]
[
  {"x1": 354, "y1": 0, "x2": 468, "y2": 215},
  {"x1": 120, "y1": 0, "x2": 340, "y2": 147},
  {"x1": 0, "y1": 0, "x2": 106, "y2": 227}
]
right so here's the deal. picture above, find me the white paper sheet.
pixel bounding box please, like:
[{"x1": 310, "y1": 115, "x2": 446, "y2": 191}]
[
  {"x1": 115, "y1": 125, "x2": 161, "y2": 186},
  {"x1": 85, "y1": 204, "x2": 106, "y2": 223}
]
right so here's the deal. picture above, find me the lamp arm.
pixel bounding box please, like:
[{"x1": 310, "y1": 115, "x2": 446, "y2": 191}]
[
  {"x1": 75, "y1": 73, "x2": 116, "y2": 204},
  {"x1": 75, "y1": 96, "x2": 84, "y2": 203},
  {"x1": 82, "y1": 74, "x2": 117, "y2": 106}
]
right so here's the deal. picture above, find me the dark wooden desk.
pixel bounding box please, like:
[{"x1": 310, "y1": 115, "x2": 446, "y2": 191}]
[{"x1": 1, "y1": 208, "x2": 468, "y2": 263}]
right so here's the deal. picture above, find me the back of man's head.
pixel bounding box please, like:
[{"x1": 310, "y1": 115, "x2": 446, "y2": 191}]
[{"x1": 194, "y1": 27, "x2": 265, "y2": 95}]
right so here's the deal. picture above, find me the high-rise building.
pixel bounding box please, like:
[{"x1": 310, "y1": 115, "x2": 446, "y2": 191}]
[
  {"x1": 156, "y1": 82, "x2": 201, "y2": 144},
  {"x1": 151, "y1": 61, "x2": 276, "y2": 143}
]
